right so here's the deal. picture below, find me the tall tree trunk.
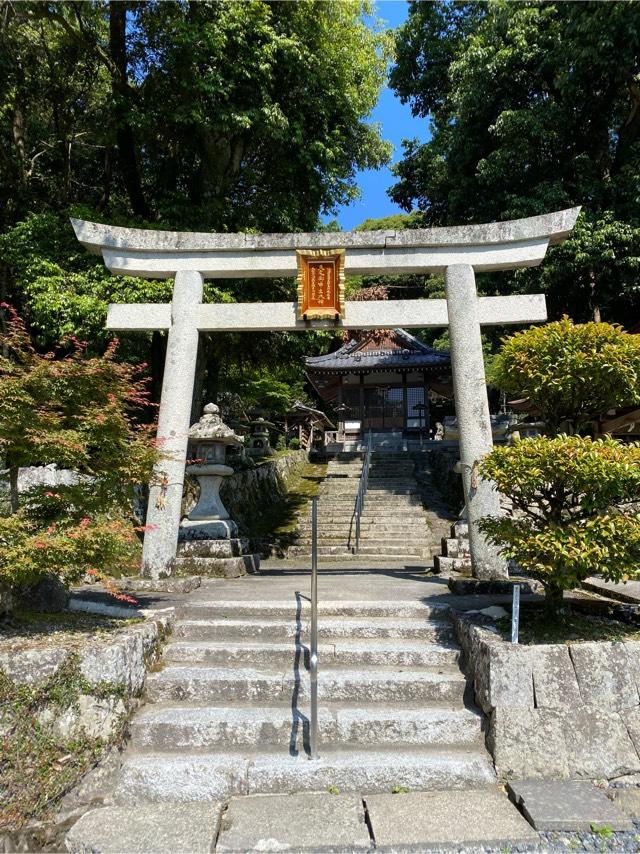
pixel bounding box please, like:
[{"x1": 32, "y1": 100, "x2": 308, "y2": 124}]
[
  {"x1": 109, "y1": 2, "x2": 151, "y2": 219},
  {"x1": 149, "y1": 330, "x2": 166, "y2": 407},
  {"x1": 8, "y1": 462, "x2": 19, "y2": 514}
]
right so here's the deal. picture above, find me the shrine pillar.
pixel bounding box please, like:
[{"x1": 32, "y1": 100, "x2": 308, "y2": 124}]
[
  {"x1": 445, "y1": 263, "x2": 507, "y2": 580},
  {"x1": 142, "y1": 270, "x2": 203, "y2": 578}
]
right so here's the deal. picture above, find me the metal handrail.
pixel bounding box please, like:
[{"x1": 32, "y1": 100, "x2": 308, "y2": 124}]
[
  {"x1": 309, "y1": 496, "x2": 319, "y2": 759},
  {"x1": 353, "y1": 430, "x2": 373, "y2": 553}
]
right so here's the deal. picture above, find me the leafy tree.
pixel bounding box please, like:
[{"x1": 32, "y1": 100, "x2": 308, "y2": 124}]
[
  {"x1": 0, "y1": 306, "x2": 157, "y2": 588},
  {"x1": 1, "y1": 1, "x2": 391, "y2": 231},
  {"x1": 0, "y1": 1, "x2": 392, "y2": 417},
  {"x1": 389, "y1": 1, "x2": 640, "y2": 324},
  {"x1": 479, "y1": 436, "x2": 640, "y2": 612},
  {"x1": 491, "y1": 318, "x2": 640, "y2": 435}
]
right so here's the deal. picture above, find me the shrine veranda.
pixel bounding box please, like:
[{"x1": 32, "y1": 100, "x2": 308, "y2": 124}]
[{"x1": 71, "y1": 207, "x2": 581, "y2": 580}]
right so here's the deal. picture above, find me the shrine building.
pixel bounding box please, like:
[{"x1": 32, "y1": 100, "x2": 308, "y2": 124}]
[{"x1": 304, "y1": 328, "x2": 452, "y2": 439}]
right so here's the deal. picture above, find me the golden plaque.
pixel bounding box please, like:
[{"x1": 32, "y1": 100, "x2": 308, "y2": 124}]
[{"x1": 296, "y1": 249, "x2": 345, "y2": 320}]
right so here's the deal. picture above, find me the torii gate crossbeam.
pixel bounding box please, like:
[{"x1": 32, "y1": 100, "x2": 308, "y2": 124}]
[{"x1": 72, "y1": 208, "x2": 580, "y2": 580}]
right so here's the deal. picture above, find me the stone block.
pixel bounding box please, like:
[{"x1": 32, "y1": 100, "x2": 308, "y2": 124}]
[
  {"x1": 565, "y1": 707, "x2": 640, "y2": 779},
  {"x1": 40, "y1": 694, "x2": 128, "y2": 740},
  {"x1": 608, "y1": 787, "x2": 640, "y2": 819},
  {"x1": 171, "y1": 554, "x2": 260, "y2": 578},
  {"x1": 531, "y1": 645, "x2": 582, "y2": 709},
  {"x1": 569, "y1": 642, "x2": 638, "y2": 710},
  {"x1": 507, "y1": 779, "x2": 632, "y2": 831},
  {"x1": 490, "y1": 707, "x2": 570, "y2": 779},
  {"x1": 117, "y1": 576, "x2": 201, "y2": 594},
  {"x1": 0, "y1": 647, "x2": 68, "y2": 685},
  {"x1": 216, "y1": 793, "x2": 371, "y2": 853},
  {"x1": 488, "y1": 643, "x2": 534, "y2": 709},
  {"x1": 620, "y1": 706, "x2": 640, "y2": 757},
  {"x1": 65, "y1": 803, "x2": 222, "y2": 853},
  {"x1": 80, "y1": 633, "x2": 146, "y2": 695},
  {"x1": 623, "y1": 641, "x2": 640, "y2": 702},
  {"x1": 366, "y1": 788, "x2": 537, "y2": 849},
  {"x1": 178, "y1": 537, "x2": 249, "y2": 558}
]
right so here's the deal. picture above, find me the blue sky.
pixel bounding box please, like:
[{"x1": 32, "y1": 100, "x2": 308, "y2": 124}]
[{"x1": 324, "y1": 0, "x2": 431, "y2": 231}]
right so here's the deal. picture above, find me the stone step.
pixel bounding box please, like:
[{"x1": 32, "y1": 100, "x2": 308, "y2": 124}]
[
  {"x1": 312, "y1": 501, "x2": 425, "y2": 508},
  {"x1": 179, "y1": 600, "x2": 451, "y2": 621},
  {"x1": 293, "y1": 535, "x2": 433, "y2": 546},
  {"x1": 130, "y1": 703, "x2": 483, "y2": 751},
  {"x1": 286, "y1": 548, "x2": 429, "y2": 561},
  {"x1": 145, "y1": 665, "x2": 467, "y2": 704},
  {"x1": 173, "y1": 617, "x2": 455, "y2": 643},
  {"x1": 164, "y1": 639, "x2": 460, "y2": 668},
  {"x1": 116, "y1": 746, "x2": 496, "y2": 802},
  {"x1": 290, "y1": 545, "x2": 431, "y2": 557},
  {"x1": 296, "y1": 520, "x2": 430, "y2": 530},
  {"x1": 319, "y1": 487, "x2": 418, "y2": 495}
]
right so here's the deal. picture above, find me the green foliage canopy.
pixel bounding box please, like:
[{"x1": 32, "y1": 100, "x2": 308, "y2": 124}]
[
  {"x1": 0, "y1": 0, "x2": 392, "y2": 416},
  {"x1": 390, "y1": 1, "x2": 640, "y2": 323},
  {"x1": 491, "y1": 318, "x2": 640, "y2": 435}
]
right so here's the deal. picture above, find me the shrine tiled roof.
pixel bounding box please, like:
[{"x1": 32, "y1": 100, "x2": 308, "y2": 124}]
[{"x1": 305, "y1": 328, "x2": 450, "y2": 373}]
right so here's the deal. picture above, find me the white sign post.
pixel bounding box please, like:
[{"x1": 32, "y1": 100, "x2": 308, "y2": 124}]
[{"x1": 72, "y1": 208, "x2": 580, "y2": 579}]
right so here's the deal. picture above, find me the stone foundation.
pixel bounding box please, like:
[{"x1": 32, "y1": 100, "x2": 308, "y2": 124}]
[
  {"x1": 172, "y1": 538, "x2": 260, "y2": 578},
  {"x1": 453, "y1": 611, "x2": 640, "y2": 781}
]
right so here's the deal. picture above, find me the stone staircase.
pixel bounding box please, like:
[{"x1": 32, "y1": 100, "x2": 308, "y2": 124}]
[
  {"x1": 111, "y1": 588, "x2": 495, "y2": 803},
  {"x1": 290, "y1": 453, "x2": 439, "y2": 562}
]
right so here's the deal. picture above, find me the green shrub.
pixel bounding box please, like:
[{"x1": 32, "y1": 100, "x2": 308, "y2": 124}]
[
  {"x1": 288, "y1": 438, "x2": 301, "y2": 450},
  {"x1": 479, "y1": 435, "x2": 640, "y2": 609},
  {"x1": 490, "y1": 317, "x2": 640, "y2": 435}
]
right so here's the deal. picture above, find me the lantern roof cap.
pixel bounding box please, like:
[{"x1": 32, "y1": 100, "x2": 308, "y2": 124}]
[{"x1": 189, "y1": 403, "x2": 243, "y2": 445}]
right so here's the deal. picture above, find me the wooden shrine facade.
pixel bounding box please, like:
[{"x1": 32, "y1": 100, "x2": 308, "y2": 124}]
[{"x1": 305, "y1": 329, "x2": 451, "y2": 436}]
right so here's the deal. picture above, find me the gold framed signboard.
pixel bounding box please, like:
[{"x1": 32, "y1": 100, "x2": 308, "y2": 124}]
[{"x1": 296, "y1": 249, "x2": 345, "y2": 321}]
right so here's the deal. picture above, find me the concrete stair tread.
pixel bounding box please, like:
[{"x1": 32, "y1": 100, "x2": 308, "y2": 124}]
[
  {"x1": 181, "y1": 600, "x2": 451, "y2": 617},
  {"x1": 116, "y1": 746, "x2": 496, "y2": 801},
  {"x1": 133, "y1": 701, "x2": 481, "y2": 722},
  {"x1": 147, "y1": 664, "x2": 466, "y2": 682},
  {"x1": 164, "y1": 638, "x2": 459, "y2": 653},
  {"x1": 174, "y1": 616, "x2": 454, "y2": 631},
  {"x1": 163, "y1": 638, "x2": 460, "y2": 668}
]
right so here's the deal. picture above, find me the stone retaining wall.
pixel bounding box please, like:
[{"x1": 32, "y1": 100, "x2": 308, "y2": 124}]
[
  {"x1": 0, "y1": 610, "x2": 173, "y2": 740},
  {"x1": 220, "y1": 450, "x2": 308, "y2": 533},
  {"x1": 453, "y1": 612, "x2": 640, "y2": 781}
]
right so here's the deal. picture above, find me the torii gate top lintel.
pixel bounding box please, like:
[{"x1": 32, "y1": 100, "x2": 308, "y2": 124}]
[{"x1": 70, "y1": 206, "x2": 580, "y2": 278}]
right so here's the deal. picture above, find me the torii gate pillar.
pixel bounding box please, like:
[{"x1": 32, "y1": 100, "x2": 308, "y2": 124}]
[
  {"x1": 446, "y1": 264, "x2": 503, "y2": 576},
  {"x1": 71, "y1": 207, "x2": 580, "y2": 580}
]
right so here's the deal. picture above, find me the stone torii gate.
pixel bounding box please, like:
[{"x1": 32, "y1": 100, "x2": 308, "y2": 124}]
[{"x1": 72, "y1": 207, "x2": 580, "y2": 580}]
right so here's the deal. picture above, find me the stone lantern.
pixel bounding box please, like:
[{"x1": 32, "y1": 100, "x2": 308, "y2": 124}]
[
  {"x1": 180, "y1": 403, "x2": 243, "y2": 540},
  {"x1": 247, "y1": 417, "x2": 275, "y2": 457}
]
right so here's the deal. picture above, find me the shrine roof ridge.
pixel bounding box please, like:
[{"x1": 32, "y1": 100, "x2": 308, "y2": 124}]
[{"x1": 71, "y1": 208, "x2": 581, "y2": 255}]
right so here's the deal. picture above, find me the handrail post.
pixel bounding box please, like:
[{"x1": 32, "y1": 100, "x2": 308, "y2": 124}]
[
  {"x1": 310, "y1": 496, "x2": 319, "y2": 759},
  {"x1": 511, "y1": 583, "x2": 520, "y2": 644}
]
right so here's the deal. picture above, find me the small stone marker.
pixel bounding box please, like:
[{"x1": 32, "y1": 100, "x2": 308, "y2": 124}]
[
  {"x1": 507, "y1": 780, "x2": 633, "y2": 831},
  {"x1": 215, "y1": 792, "x2": 371, "y2": 852},
  {"x1": 364, "y1": 788, "x2": 537, "y2": 849},
  {"x1": 65, "y1": 803, "x2": 223, "y2": 853}
]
